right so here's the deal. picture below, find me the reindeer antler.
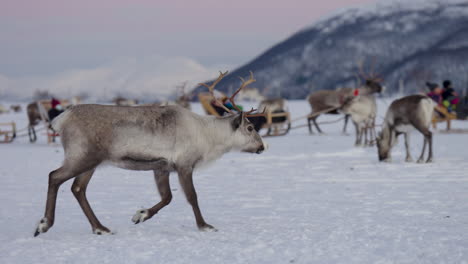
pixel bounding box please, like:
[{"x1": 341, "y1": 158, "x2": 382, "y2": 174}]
[
  {"x1": 200, "y1": 70, "x2": 258, "y2": 115},
  {"x1": 357, "y1": 59, "x2": 383, "y2": 83},
  {"x1": 245, "y1": 104, "x2": 267, "y2": 117},
  {"x1": 199, "y1": 71, "x2": 232, "y2": 113},
  {"x1": 229, "y1": 71, "x2": 256, "y2": 112}
]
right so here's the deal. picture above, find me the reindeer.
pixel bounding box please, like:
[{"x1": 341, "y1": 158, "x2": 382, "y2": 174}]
[
  {"x1": 113, "y1": 97, "x2": 138, "y2": 106},
  {"x1": 307, "y1": 60, "x2": 384, "y2": 135},
  {"x1": 258, "y1": 98, "x2": 287, "y2": 113},
  {"x1": 307, "y1": 80, "x2": 382, "y2": 134},
  {"x1": 376, "y1": 95, "x2": 434, "y2": 163},
  {"x1": 26, "y1": 102, "x2": 45, "y2": 142},
  {"x1": 341, "y1": 94, "x2": 377, "y2": 146},
  {"x1": 34, "y1": 71, "x2": 266, "y2": 237},
  {"x1": 174, "y1": 82, "x2": 191, "y2": 110},
  {"x1": 10, "y1": 105, "x2": 22, "y2": 113}
]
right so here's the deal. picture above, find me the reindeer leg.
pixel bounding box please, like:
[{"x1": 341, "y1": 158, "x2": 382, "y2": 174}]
[
  {"x1": 369, "y1": 120, "x2": 376, "y2": 146},
  {"x1": 404, "y1": 133, "x2": 413, "y2": 162},
  {"x1": 312, "y1": 116, "x2": 323, "y2": 134},
  {"x1": 177, "y1": 167, "x2": 215, "y2": 231},
  {"x1": 35, "y1": 160, "x2": 100, "y2": 237},
  {"x1": 364, "y1": 125, "x2": 369, "y2": 146},
  {"x1": 71, "y1": 168, "x2": 111, "y2": 235},
  {"x1": 342, "y1": 115, "x2": 350, "y2": 135},
  {"x1": 412, "y1": 122, "x2": 432, "y2": 163},
  {"x1": 353, "y1": 122, "x2": 361, "y2": 146},
  {"x1": 359, "y1": 124, "x2": 364, "y2": 146},
  {"x1": 132, "y1": 170, "x2": 172, "y2": 224},
  {"x1": 417, "y1": 137, "x2": 427, "y2": 163},
  {"x1": 426, "y1": 131, "x2": 433, "y2": 163},
  {"x1": 307, "y1": 117, "x2": 314, "y2": 134}
]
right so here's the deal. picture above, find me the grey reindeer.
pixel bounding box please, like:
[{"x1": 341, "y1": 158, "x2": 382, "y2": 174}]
[
  {"x1": 34, "y1": 71, "x2": 266, "y2": 236},
  {"x1": 341, "y1": 94, "x2": 377, "y2": 147},
  {"x1": 376, "y1": 95, "x2": 435, "y2": 163}
]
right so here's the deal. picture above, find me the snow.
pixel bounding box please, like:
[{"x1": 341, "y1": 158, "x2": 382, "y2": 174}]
[{"x1": 1, "y1": 99, "x2": 468, "y2": 264}]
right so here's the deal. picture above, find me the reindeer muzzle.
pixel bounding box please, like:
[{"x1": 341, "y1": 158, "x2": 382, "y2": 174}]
[{"x1": 256, "y1": 145, "x2": 265, "y2": 154}]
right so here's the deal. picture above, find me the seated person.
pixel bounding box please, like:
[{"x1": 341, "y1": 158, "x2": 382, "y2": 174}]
[
  {"x1": 210, "y1": 95, "x2": 266, "y2": 132},
  {"x1": 441, "y1": 80, "x2": 459, "y2": 112},
  {"x1": 48, "y1": 98, "x2": 64, "y2": 121},
  {"x1": 210, "y1": 91, "x2": 244, "y2": 116},
  {"x1": 426, "y1": 82, "x2": 442, "y2": 105}
]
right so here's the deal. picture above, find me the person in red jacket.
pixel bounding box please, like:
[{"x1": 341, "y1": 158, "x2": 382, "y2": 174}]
[
  {"x1": 48, "y1": 98, "x2": 64, "y2": 121},
  {"x1": 426, "y1": 82, "x2": 443, "y2": 106}
]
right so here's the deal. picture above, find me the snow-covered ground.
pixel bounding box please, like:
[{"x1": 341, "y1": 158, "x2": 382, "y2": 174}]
[{"x1": 0, "y1": 99, "x2": 467, "y2": 264}]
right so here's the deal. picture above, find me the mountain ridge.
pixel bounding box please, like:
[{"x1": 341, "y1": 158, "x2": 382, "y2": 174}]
[{"x1": 193, "y1": 0, "x2": 468, "y2": 99}]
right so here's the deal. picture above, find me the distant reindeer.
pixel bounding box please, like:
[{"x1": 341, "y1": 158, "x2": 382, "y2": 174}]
[
  {"x1": 307, "y1": 79, "x2": 382, "y2": 134},
  {"x1": 27, "y1": 100, "x2": 70, "y2": 143},
  {"x1": 10, "y1": 105, "x2": 22, "y2": 113},
  {"x1": 26, "y1": 102, "x2": 46, "y2": 142},
  {"x1": 258, "y1": 98, "x2": 287, "y2": 113},
  {"x1": 113, "y1": 97, "x2": 138, "y2": 106},
  {"x1": 174, "y1": 82, "x2": 191, "y2": 110},
  {"x1": 34, "y1": 71, "x2": 266, "y2": 236},
  {"x1": 341, "y1": 94, "x2": 377, "y2": 146},
  {"x1": 376, "y1": 95, "x2": 434, "y2": 163},
  {"x1": 307, "y1": 60, "x2": 384, "y2": 134}
]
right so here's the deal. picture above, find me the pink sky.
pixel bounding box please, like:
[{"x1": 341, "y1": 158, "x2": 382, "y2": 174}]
[{"x1": 1, "y1": 0, "x2": 377, "y2": 76}]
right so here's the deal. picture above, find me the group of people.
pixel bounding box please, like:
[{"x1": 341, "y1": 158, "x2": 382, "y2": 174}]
[{"x1": 426, "y1": 80, "x2": 460, "y2": 112}]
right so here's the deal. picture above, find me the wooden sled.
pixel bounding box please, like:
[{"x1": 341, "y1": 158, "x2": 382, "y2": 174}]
[
  {"x1": 432, "y1": 105, "x2": 457, "y2": 131},
  {"x1": 198, "y1": 92, "x2": 291, "y2": 136},
  {"x1": 0, "y1": 122, "x2": 16, "y2": 143},
  {"x1": 30, "y1": 99, "x2": 70, "y2": 143}
]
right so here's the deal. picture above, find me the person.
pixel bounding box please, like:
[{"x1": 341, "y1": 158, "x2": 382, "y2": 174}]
[
  {"x1": 441, "y1": 80, "x2": 459, "y2": 112},
  {"x1": 48, "y1": 98, "x2": 64, "y2": 121},
  {"x1": 426, "y1": 82, "x2": 443, "y2": 105},
  {"x1": 210, "y1": 91, "x2": 244, "y2": 116},
  {"x1": 210, "y1": 93, "x2": 266, "y2": 132}
]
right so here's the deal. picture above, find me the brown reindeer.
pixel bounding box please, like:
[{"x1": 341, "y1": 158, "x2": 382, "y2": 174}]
[
  {"x1": 307, "y1": 61, "x2": 383, "y2": 134},
  {"x1": 307, "y1": 80, "x2": 382, "y2": 134}
]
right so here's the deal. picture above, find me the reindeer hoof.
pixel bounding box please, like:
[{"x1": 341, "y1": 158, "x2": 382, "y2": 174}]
[
  {"x1": 405, "y1": 157, "x2": 413, "y2": 163},
  {"x1": 426, "y1": 158, "x2": 433, "y2": 163},
  {"x1": 417, "y1": 159, "x2": 425, "y2": 164},
  {"x1": 198, "y1": 223, "x2": 217, "y2": 232},
  {"x1": 34, "y1": 218, "x2": 50, "y2": 237},
  {"x1": 132, "y1": 209, "x2": 150, "y2": 224},
  {"x1": 93, "y1": 227, "x2": 113, "y2": 235}
]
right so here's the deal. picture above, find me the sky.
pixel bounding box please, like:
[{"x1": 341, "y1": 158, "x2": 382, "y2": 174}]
[{"x1": 0, "y1": 0, "x2": 377, "y2": 100}]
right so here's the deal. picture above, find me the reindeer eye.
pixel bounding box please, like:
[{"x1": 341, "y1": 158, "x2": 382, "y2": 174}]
[{"x1": 247, "y1": 126, "x2": 254, "y2": 132}]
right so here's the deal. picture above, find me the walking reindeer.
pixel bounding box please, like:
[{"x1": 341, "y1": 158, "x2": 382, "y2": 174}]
[
  {"x1": 376, "y1": 95, "x2": 435, "y2": 163},
  {"x1": 34, "y1": 71, "x2": 266, "y2": 236}
]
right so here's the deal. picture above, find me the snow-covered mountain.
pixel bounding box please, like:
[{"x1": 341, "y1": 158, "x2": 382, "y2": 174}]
[{"x1": 194, "y1": 0, "x2": 468, "y2": 99}]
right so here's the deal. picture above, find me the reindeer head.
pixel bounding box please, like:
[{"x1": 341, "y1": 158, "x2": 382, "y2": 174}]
[
  {"x1": 365, "y1": 79, "x2": 383, "y2": 94},
  {"x1": 230, "y1": 113, "x2": 265, "y2": 154},
  {"x1": 199, "y1": 71, "x2": 266, "y2": 154},
  {"x1": 357, "y1": 59, "x2": 384, "y2": 95},
  {"x1": 376, "y1": 126, "x2": 396, "y2": 162}
]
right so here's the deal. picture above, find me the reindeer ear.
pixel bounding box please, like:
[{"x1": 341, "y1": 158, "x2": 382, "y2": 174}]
[{"x1": 231, "y1": 113, "x2": 243, "y2": 130}]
